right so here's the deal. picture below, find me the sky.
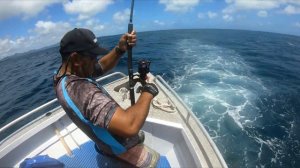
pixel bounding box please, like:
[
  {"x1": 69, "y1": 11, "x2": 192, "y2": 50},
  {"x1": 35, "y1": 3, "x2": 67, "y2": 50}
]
[{"x1": 0, "y1": 0, "x2": 300, "y2": 59}]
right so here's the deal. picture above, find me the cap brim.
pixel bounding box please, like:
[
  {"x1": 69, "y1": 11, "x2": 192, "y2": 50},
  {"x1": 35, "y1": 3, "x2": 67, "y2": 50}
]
[{"x1": 88, "y1": 46, "x2": 109, "y2": 57}]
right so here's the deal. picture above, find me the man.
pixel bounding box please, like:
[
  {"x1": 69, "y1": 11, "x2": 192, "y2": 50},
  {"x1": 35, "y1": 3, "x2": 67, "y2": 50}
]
[{"x1": 53, "y1": 28, "x2": 160, "y2": 167}]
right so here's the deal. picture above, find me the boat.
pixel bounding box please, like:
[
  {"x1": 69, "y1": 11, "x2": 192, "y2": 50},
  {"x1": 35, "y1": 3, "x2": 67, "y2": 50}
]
[{"x1": 0, "y1": 72, "x2": 227, "y2": 167}]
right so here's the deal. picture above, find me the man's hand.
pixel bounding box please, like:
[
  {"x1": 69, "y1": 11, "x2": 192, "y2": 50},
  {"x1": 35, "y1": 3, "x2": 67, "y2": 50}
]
[{"x1": 118, "y1": 30, "x2": 137, "y2": 52}]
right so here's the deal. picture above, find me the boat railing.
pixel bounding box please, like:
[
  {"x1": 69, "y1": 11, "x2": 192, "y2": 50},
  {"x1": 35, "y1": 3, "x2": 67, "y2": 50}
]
[
  {"x1": 95, "y1": 72, "x2": 126, "y2": 83},
  {"x1": 0, "y1": 99, "x2": 58, "y2": 134},
  {"x1": 155, "y1": 75, "x2": 227, "y2": 167},
  {"x1": 0, "y1": 72, "x2": 126, "y2": 141},
  {"x1": 0, "y1": 71, "x2": 227, "y2": 167},
  {"x1": 0, "y1": 71, "x2": 226, "y2": 167}
]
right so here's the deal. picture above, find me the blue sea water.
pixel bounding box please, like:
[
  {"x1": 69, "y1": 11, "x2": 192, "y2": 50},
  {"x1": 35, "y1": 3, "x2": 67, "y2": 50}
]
[{"x1": 0, "y1": 29, "x2": 300, "y2": 167}]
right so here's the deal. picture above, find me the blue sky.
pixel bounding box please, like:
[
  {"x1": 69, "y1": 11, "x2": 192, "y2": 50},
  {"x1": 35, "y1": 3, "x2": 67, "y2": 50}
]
[{"x1": 0, "y1": 0, "x2": 300, "y2": 59}]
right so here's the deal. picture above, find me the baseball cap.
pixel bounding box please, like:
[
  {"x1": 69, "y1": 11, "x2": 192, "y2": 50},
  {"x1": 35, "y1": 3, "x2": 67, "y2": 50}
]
[{"x1": 59, "y1": 28, "x2": 108, "y2": 57}]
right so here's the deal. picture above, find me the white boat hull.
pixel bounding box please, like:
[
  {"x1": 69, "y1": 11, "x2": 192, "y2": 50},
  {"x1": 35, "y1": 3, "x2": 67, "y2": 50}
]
[{"x1": 0, "y1": 72, "x2": 227, "y2": 168}]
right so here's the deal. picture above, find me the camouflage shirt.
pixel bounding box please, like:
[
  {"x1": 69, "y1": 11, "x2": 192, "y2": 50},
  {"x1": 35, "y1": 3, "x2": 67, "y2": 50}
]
[{"x1": 54, "y1": 74, "x2": 159, "y2": 167}]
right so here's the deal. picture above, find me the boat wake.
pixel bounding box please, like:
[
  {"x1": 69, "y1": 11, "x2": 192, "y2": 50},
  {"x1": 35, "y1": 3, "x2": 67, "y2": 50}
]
[
  {"x1": 168, "y1": 39, "x2": 299, "y2": 167},
  {"x1": 171, "y1": 39, "x2": 266, "y2": 130}
]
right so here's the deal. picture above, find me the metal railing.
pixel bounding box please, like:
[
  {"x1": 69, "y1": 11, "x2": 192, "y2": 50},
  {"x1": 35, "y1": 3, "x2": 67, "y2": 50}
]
[
  {"x1": 0, "y1": 99, "x2": 58, "y2": 134},
  {"x1": 95, "y1": 72, "x2": 126, "y2": 82},
  {"x1": 0, "y1": 72, "x2": 126, "y2": 135}
]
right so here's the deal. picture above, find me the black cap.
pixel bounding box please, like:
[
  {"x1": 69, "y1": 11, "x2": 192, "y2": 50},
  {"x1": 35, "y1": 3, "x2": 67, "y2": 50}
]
[{"x1": 59, "y1": 28, "x2": 108, "y2": 57}]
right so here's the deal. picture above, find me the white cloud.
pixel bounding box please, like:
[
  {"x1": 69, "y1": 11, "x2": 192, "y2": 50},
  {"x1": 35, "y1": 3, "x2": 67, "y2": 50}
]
[
  {"x1": 34, "y1": 19, "x2": 105, "y2": 41},
  {"x1": 84, "y1": 19, "x2": 105, "y2": 34},
  {"x1": 154, "y1": 20, "x2": 165, "y2": 26},
  {"x1": 159, "y1": 0, "x2": 200, "y2": 13},
  {"x1": 197, "y1": 12, "x2": 205, "y2": 19},
  {"x1": 94, "y1": 25, "x2": 105, "y2": 32},
  {"x1": 223, "y1": 14, "x2": 234, "y2": 22},
  {"x1": 63, "y1": 0, "x2": 114, "y2": 20},
  {"x1": 113, "y1": 8, "x2": 130, "y2": 24},
  {"x1": 257, "y1": 10, "x2": 268, "y2": 17},
  {"x1": 0, "y1": 0, "x2": 60, "y2": 20},
  {"x1": 0, "y1": 20, "x2": 71, "y2": 59},
  {"x1": 283, "y1": 5, "x2": 300, "y2": 14},
  {"x1": 207, "y1": 11, "x2": 218, "y2": 19},
  {"x1": 223, "y1": 0, "x2": 300, "y2": 15},
  {"x1": 0, "y1": 39, "x2": 13, "y2": 54},
  {"x1": 76, "y1": 22, "x2": 82, "y2": 27},
  {"x1": 223, "y1": 0, "x2": 280, "y2": 14},
  {"x1": 85, "y1": 19, "x2": 96, "y2": 27},
  {"x1": 285, "y1": 0, "x2": 300, "y2": 6},
  {"x1": 0, "y1": 37, "x2": 31, "y2": 59},
  {"x1": 0, "y1": 18, "x2": 111, "y2": 59},
  {"x1": 35, "y1": 21, "x2": 57, "y2": 35},
  {"x1": 197, "y1": 11, "x2": 218, "y2": 19},
  {"x1": 32, "y1": 20, "x2": 71, "y2": 48},
  {"x1": 34, "y1": 21, "x2": 71, "y2": 37}
]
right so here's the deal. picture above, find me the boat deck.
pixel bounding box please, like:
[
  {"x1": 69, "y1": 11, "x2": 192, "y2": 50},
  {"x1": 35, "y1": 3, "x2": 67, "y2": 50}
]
[
  {"x1": 0, "y1": 72, "x2": 227, "y2": 168},
  {"x1": 39, "y1": 117, "x2": 139, "y2": 168},
  {"x1": 28, "y1": 109, "x2": 185, "y2": 167},
  {"x1": 102, "y1": 74, "x2": 225, "y2": 167}
]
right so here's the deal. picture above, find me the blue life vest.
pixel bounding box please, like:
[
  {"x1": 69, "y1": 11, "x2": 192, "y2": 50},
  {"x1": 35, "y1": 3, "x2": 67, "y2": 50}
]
[{"x1": 61, "y1": 76, "x2": 126, "y2": 155}]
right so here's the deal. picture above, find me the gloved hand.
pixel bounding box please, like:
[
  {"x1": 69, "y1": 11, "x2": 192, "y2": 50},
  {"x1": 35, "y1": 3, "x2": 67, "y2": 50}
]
[{"x1": 141, "y1": 83, "x2": 159, "y2": 97}]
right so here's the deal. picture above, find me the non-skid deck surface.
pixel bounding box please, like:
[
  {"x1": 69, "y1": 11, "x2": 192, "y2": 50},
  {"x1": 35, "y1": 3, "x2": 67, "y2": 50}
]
[
  {"x1": 36, "y1": 121, "x2": 171, "y2": 168},
  {"x1": 58, "y1": 140, "x2": 133, "y2": 168},
  {"x1": 57, "y1": 139, "x2": 170, "y2": 168}
]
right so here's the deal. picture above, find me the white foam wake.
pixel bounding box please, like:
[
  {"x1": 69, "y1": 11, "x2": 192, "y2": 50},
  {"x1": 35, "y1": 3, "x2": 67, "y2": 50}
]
[
  {"x1": 167, "y1": 39, "x2": 300, "y2": 166},
  {"x1": 171, "y1": 39, "x2": 267, "y2": 133}
]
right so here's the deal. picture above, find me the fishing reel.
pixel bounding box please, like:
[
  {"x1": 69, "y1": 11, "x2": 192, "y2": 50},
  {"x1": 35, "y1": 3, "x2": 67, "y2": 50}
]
[
  {"x1": 138, "y1": 60, "x2": 151, "y2": 82},
  {"x1": 132, "y1": 59, "x2": 151, "y2": 88},
  {"x1": 134, "y1": 59, "x2": 151, "y2": 94}
]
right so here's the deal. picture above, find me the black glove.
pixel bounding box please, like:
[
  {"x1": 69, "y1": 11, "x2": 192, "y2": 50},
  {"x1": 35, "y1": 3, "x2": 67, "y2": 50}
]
[{"x1": 141, "y1": 83, "x2": 159, "y2": 97}]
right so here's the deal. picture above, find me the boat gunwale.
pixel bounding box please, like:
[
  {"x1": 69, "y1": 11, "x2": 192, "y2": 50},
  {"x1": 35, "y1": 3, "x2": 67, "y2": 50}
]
[{"x1": 0, "y1": 71, "x2": 227, "y2": 168}]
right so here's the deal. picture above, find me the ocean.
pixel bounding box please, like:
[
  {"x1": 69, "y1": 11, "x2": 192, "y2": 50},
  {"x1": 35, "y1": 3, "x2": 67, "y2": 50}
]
[{"x1": 0, "y1": 29, "x2": 299, "y2": 167}]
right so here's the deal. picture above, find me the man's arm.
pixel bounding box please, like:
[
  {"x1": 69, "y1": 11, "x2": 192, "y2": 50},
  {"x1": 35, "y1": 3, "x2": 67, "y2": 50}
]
[
  {"x1": 98, "y1": 47, "x2": 123, "y2": 74},
  {"x1": 108, "y1": 83, "x2": 159, "y2": 138},
  {"x1": 99, "y1": 31, "x2": 136, "y2": 73}
]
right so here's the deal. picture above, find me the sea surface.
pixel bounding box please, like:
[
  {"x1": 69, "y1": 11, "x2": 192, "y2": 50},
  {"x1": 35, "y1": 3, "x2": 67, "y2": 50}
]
[{"x1": 0, "y1": 29, "x2": 300, "y2": 167}]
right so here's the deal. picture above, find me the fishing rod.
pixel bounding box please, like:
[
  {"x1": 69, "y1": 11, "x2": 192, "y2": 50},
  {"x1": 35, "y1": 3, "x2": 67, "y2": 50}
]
[{"x1": 128, "y1": 0, "x2": 135, "y2": 105}]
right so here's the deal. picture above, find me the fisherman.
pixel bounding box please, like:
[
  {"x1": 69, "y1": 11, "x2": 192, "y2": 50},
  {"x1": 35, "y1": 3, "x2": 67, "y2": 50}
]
[{"x1": 53, "y1": 28, "x2": 160, "y2": 167}]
